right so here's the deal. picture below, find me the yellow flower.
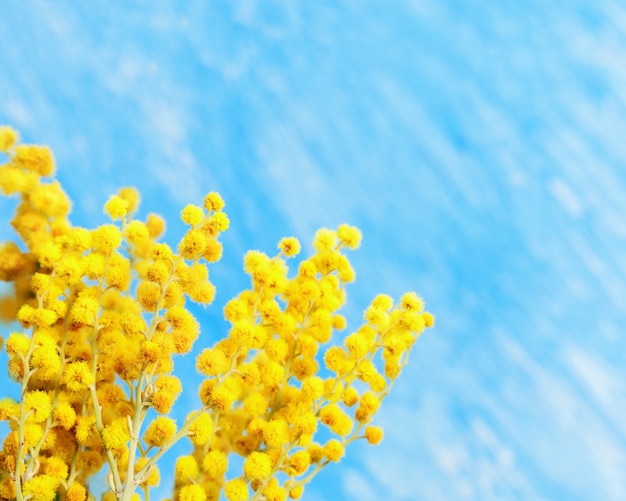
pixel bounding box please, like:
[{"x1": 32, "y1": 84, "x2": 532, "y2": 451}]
[
  {"x1": 288, "y1": 485, "x2": 304, "y2": 499},
  {"x1": 196, "y1": 347, "x2": 230, "y2": 377},
  {"x1": 0, "y1": 125, "x2": 18, "y2": 151},
  {"x1": 202, "y1": 450, "x2": 228, "y2": 478},
  {"x1": 62, "y1": 361, "x2": 95, "y2": 392},
  {"x1": 365, "y1": 425, "x2": 384, "y2": 445},
  {"x1": 175, "y1": 455, "x2": 199, "y2": 485},
  {"x1": 243, "y1": 451, "x2": 272, "y2": 481},
  {"x1": 400, "y1": 291, "x2": 425, "y2": 312},
  {"x1": 188, "y1": 413, "x2": 213, "y2": 446},
  {"x1": 278, "y1": 237, "x2": 301, "y2": 257},
  {"x1": 203, "y1": 191, "x2": 225, "y2": 212},
  {"x1": 319, "y1": 404, "x2": 353, "y2": 436},
  {"x1": 25, "y1": 390, "x2": 52, "y2": 423},
  {"x1": 102, "y1": 418, "x2": 130, "y2": 457},
  {"x1": 5, "y1": 332, "x2": 30, "y2": 356},
  {"x1": 22, "y1": 474, "x2": 60, "y2": 501},
  {"x1": 104, "y1": 194, "x2": 129, "y2": 220},
  {"x1": 224, "y1": 479, "x2": 248, "y2": 501},
  {"x1": 312, "y1": 228, "x2": 337, "y2": 251},
  {"x1": 287, "y1": 450, "x2": 310, "y2": 475},
  {"x1": 323, "y1": 439, "x2": 344, "y2": 462},
  {"x1": 144, "y1": 416, "x2": 177, "y2": 447},
  {"x1": 66, "y1": 484, "x2": 87, "y2": 501},
  {"x1": 181, "y1": 204, "x2": 205, "y2": 226},
  {"x1": 53, "y1": 401, "x2": 77, "y2": 430},
  {"x1": 0, "y1": 398, "x2": 19, "y2": 420},
  {"x1": 263, "y1": 419, "x2": 290, "y2": 448},
  {"x1": 178, "y1": 484, "x2": 207, "y2": 501},
  {"x1": 92, "y1": 224, "x2": 122, "y2": 254},
  {"x1": 13, "y1": 144, "x2": 55, "y2": 176}
]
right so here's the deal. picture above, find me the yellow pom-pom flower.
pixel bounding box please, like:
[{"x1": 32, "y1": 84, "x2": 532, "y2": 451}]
[
  {"x1": 13, "y1": 144, "x2": 55, "y2": 176},
  {"x1": 181, "y1": 204, "x2": 205, "y2": 226},
  {"x1": 178, "y1": 484, "x2": 207, "y2": 501},
  {"x1": 143, "y1": 416, "x2": 177, "y2": 447},
  {"x1": 25, "y1": 390, "x2": 53, "y2": 423},
  {"x1": 337, "y1": 224, "x2": 362, "y2": 249},
  {"x1": 0, "y1": 125, "x2": 18, "y2": 152},
  {"x1": 104, "y1": 194, "x2": 129, "y2": 221},
  {"x1": 188, "y1": 413, "x2": 213, "y2": 446},
  {"x1": 243, "y1": 451, "x2": 272, "y2": 481},
  {"x1": 365, "y1": 425, "x2": 384, "y2": 445},
  {"x1": 175, "y1": 455, "x2": 199, "y2": 485},
  {"x1": 278, "y1": 237, "x2": 301, "y2": 257},
  {"x1": 224, "y1": 479, "x2": 248, "y2": 501},
  {"x1": 202, "y1": 450, "x2": 228, "y2": 478},
  {"x1": 204, "y1": 191, "x2": 225, "y2": 212}
]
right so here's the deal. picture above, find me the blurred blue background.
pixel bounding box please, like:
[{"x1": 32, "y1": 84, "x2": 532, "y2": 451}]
[{"x1": 2, "y1": 2, "x2": 626, "y2": 500}]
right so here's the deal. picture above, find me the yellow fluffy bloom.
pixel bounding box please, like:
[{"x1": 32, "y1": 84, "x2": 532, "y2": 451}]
[
  {"x1": 263, "y1": 419, "x2": 290, "y2": 448},
  {"x1": 365, "y1": 425, "x2": 384, "y2": 445},
  {"x1": 178, "y1": 484, "x2": 207, "y2": 501},
  {"x1": 29, "y1": 181, "x2": 71, "y2": 218},
  {"x1": 323, "y1": 439, "x2": 344, "y2": 462},
  {"x1": 196, "y1": 347, "x2": 230, "y2": 376},
  {"x1": 243, "y1": 451, "x2": 272, "y2": 481},
  {"x1": 146, "y1": 213, "x2": 166, "y2": 238},
  {"x1": 294, "y1": 413, "x2": 317, "y2": 436},
  {"x1": 125, "y1": 219, "x2": 150, "y2": 244},
  {"x1": 342, "y1": 387, "x2": 359, "y2": 407},
  {"x1": 118, "y1": 186, "x2": 140, "y2": 212},
  {"x1": 260, "y1": 360, "x2": 286, "y2": 390},
  {"x1": 337, "y1": 224, "x2": 362, "y2": 249},
  {"x1": 102, "y1": 418, "x2": 131, "y2": 457},
  {"x1": 104, "y1": 195, "x2": 129, "y2": 221},
  {"x1": 243, "y1": 392, "x2": 268, "y2": 417},
  {"x1": 25, "y1": 391, "x2": 52, "y2": 423},
  {"x1": 5, "y1": 332, "x2": 30, "y2": 356},
  {"x1": 203, "y1": 191, "x2": 225, "y2": 212},
  {"x1": 179, "y1": 229, "x2": 207, "y2": 259},
  {"x1": 175, "y1": 455, "x2": 199, "y2": 484},
  {"x1": 287, "y1": 450, "x2": 310, "y2": 475},
  {"x1": 288, "y1": 485, "x2": 304, "y2": 499},
  {"x1": 65, "y1": 483, "x2": 87, "y2": 501},
  {"x1": 69, "y1": 294, "x2": 100, "y2": 326},
  {"x1": 400, "y1": 291, "x2": 424, "y2": 312},
  {"x1": 92, "y1": 224, "x2": 122, "y2": 254},
  {"x1": 43, "y1": 455, "x2": 69, "y2": 480},
  {"x1": 53, "y1": 401, "x2": 77, "y2": 430},
  {"x1": 202, "y1": 450, "x2": 228, "y2": 478},
  {"x1": 188, "y1": 413, "x2": 213, "y2": 446},
  {"x1": 262, "y1": 478, "x2": 286, "y2": 501},
  {"x1": 144, "y1": 416, "x2": 177, "y2": 447},
  {"x1": 13, "y1": 144, "x2": 55, "y2": 176},
  {"x1": 224, "y1": 479, "x2": 248, "y2": 501},
  {"x1": 137, "y1": 280, "x2": 161, "y2": 312},
  {"x1": 209, "y1": 386, "x2": 235, "y2": 412},
  {"x1": 0, "y1": 398, "x2": 19, "y2": 420},
  {"x1": 181, "y1": 204, "x2": 205, "y2": 226},
  {"x1": 278, "y1": 237, "x2": 301, "y2": 257},
  {"x1": 74, "y1": 415, "x2": 96, "y2": 445},
  {"x1": 319, "y1": 404, "x2": 353, "y2": 436},
  {"x1": 207, "y1": 211, "x2": 230, "y2": 233},
  {"x1": 152, "y1": 375, "x2": 182, "y2": 414},
  {"x1": 0, "y1": 125, "x2": 18, "y2": 151},
  {"x1": 62, "y1": 361, "x2": 95, "y2": 392},
  {"x1": 312, "y1": 228, "x2": 337, "y2": 251},
  {"x1": 22, "y1": 474, "x2": 60, "y2": 501}
]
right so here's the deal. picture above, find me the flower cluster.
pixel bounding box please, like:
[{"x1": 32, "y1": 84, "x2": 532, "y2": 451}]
[{"x1": 0, "y1": 126, "x2": 434, "y2": 501}]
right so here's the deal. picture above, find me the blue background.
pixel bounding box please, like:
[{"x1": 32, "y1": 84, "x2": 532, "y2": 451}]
[{"x1": 2, "y1": 2, "x2": 626, "y2": 500}]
